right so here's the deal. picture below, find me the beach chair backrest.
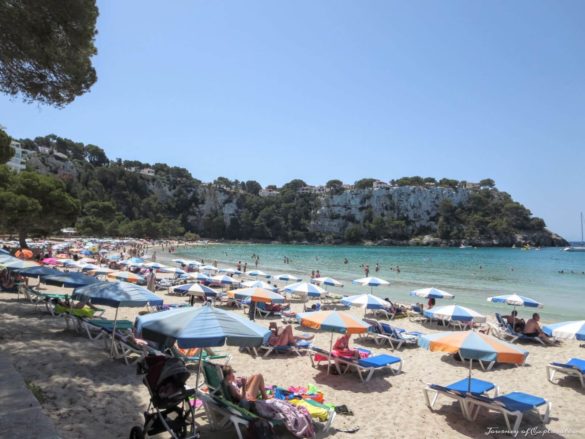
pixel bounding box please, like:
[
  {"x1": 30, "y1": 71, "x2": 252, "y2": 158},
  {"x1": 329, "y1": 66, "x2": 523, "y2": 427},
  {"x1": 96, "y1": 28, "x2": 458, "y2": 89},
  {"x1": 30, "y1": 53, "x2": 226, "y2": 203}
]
[
  {"x1": 495, "y1": 313, "x2": 505, "y2": 327},
  {"x1": 202, "y1": 361, "x2": 223, "y2": 394}
]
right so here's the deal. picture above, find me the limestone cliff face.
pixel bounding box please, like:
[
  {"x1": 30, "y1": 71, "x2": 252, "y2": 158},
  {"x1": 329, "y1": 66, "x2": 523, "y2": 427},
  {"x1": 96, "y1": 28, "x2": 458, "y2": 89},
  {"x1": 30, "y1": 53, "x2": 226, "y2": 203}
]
[{"x1": 310, "y1": 186, "x2": 470, "y2": 235}]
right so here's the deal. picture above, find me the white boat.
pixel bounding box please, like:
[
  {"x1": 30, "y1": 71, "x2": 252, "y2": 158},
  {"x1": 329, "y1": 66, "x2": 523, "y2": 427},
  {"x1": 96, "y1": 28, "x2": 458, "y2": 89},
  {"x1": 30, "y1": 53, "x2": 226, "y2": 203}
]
[{"x1": 564, "y1": 212, "x2": 585, "y2": 252}]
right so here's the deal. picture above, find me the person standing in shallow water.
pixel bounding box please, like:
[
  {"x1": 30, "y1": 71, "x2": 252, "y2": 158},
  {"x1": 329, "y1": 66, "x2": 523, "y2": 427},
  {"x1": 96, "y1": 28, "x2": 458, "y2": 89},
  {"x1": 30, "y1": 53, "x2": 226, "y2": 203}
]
[
  {"x1": 364, "y1": 265, "x2": 369, "y2": 277},
  {"x1": 375, "y1": 262, "x2": 379, "y2": 273}
]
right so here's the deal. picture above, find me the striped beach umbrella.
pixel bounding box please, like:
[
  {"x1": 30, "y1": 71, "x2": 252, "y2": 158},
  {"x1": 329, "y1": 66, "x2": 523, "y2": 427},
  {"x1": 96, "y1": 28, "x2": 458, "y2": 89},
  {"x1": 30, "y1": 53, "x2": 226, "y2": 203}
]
[
  {"x1": 107, "y1": 271, "x2": 145, "y2": 284},
  {"x1": 275, "y1": 274, "x2": 302, "y2": 282},
  {"x1": 353, "y1": 276, "x2": 390, "y2": 294},
  {"x1": 157, "y1": 266, "x2": 186, "y2": 275},
  {"x1": 282, "y1": 282, "x2": 327, "y2": 298},
  {"x1": 342, "y1": 294, "x2": 389, "y2": 310},
  {"x1": 201, "y1": 265, "x2": 218, "y2": 272},
  {"x1": 410, "y1": 287, "x2": 454, "y2": 299},
  {"x1": 313, "y1": 276, "x2": 343, "y2": 287},
  {"x1": 87, "y1": 267, "x2": 115, "y2": 276},
  {"x1": 248, "y1": 270, "x2": 271, "y2": 278},
  {"x1": 242, "y1": 280, "x2": 277, "y2": 291},
  {"x1": 487, "y1": 294, "x2": 543, "y2": 309},
  {"x1": 188, "y1": 272, "x2": 212, "y2": 282},
  {"x1": 228, "y1": 287, "x2": 285, "y2": 304},
  {"x1": 297, "y1": 310, "x2": 371, "y2": 374},
  {"x1": 144, "y1": 262, "x2": 166, "y2": 270},
  {"x1": 543, "y1": 321, "x2": 585, "y2": 341},
  {"x1": 173, "y1": 283, "x2": 219, "y2": 298},
  {"x1": 211, "y1": 274, "x2": 239, "y2": 286},
  {"x1": 424, "y1": 305, "x2": 486, "y2": 323},
  {"x1": 419, "y1": 331, "x2": 529, "y2": 391}
]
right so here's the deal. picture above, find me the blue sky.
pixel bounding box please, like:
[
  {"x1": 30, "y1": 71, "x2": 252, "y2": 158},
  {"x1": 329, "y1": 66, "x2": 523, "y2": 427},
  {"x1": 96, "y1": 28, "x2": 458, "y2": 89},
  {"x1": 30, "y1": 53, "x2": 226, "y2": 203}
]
[{"x1": 1, "y1": 1, "x2": 584, "y2": 240}]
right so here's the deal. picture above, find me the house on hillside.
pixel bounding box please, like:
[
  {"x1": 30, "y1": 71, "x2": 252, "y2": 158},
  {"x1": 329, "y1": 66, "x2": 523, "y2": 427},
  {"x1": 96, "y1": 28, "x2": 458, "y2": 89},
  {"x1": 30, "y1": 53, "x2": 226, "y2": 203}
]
[
  {"x1": 140, "y1": 168, "x2": 156, "y2": 177},
  {"x1": 259, "y1": 188, "x2": 279, "y2": 197},
  {"x1": 373, "y1": 180, "x2": 390, "y2": 189},
  {"x1": 5, "y1": 141, "x2": 30, "y2": 173}
]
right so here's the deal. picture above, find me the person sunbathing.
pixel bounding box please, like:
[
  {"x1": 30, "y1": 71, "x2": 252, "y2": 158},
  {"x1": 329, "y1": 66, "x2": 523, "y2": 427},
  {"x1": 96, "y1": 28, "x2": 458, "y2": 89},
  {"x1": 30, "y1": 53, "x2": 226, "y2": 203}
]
[
  {"x1": 332, "y1": 333, "x2": 368, "y2": 359},
  {"x1": 221, "y1": 365, "x2": 269, "y2": 411},
  {"x1": 267, "y1": 323, "x2": 314, "y2": 347},
  {"x1": 523, "y1": 313, "x2": 557, "y2": 345},
  {"x1": 503, "y1": 310, "x2": 525, "y2": 332}
]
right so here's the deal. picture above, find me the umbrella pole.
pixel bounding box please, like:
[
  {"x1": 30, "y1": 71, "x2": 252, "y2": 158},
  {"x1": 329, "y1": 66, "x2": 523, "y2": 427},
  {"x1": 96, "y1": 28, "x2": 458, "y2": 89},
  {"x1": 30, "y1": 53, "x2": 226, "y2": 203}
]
[
  {"x1": 328, "y1": 333, "x2": 333, "y2": 375},
  {"x1": 110, "y1": 307, "x2": 119, "y2": 357},
  {"x1": 468, "y1": 358, "x2": 473, "y2": 393},
  {"x1": 193, "y1": 347, "x2": 204, "y2": 410}
]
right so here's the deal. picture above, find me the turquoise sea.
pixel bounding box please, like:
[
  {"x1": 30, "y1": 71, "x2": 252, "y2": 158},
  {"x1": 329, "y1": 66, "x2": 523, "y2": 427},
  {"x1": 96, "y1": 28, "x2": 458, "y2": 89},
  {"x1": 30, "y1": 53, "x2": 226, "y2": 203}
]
[{"x1": 174, "y1": 244, "x2": 585, "y2": 322}]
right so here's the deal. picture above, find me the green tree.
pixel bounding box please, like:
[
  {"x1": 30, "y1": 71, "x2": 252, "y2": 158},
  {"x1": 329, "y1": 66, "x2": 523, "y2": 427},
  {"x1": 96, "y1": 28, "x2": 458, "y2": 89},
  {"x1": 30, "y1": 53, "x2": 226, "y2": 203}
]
[
  {"x1": 0, "y1": 127, "x2": 13, "y2": 164},
  {"x1": 244, "y1": 180, "x2": 262, "y2": 195},
  {"x1": 344, "y1": 225, "x2": 363, "y2": 243},
  {"x1": 0, "y1": 168, "x2": 80, "y2": 247},
  {"x1": 354, "y1": 178, "x2": 376, "y2": 189},
  {"x1": 479, "y1": 178, "x2": 496, "y2": 188},
  {"x1": 326, "y1": 179, "x2": 344, "y2": 195},
  {"x1": 0, "y1": 0, "x2": 98, "y2": 107},
  {"x1": 85, "y1": 144, "x2": 108, "y2": 166}
]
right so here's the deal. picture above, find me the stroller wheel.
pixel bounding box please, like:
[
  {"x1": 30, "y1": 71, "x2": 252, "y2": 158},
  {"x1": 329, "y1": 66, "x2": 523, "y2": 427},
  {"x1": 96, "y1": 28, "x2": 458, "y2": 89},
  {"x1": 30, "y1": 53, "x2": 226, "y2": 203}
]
[{"x1": 129, "y1": 426, "x2": 145, "y2": 439}]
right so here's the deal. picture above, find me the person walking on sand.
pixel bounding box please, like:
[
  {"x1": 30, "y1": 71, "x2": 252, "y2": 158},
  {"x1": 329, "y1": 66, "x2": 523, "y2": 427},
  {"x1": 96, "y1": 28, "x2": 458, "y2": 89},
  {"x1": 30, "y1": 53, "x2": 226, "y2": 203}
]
[{"x1": 146, "y1": 269, "x2": 157, "y2": 292}]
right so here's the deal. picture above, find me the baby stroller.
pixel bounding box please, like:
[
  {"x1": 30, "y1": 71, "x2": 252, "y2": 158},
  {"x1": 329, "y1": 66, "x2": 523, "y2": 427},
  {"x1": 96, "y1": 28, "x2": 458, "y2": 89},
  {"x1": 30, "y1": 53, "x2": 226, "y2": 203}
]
[{"x1": 130, "y1": 355, "x2": 199, "y2": 439}]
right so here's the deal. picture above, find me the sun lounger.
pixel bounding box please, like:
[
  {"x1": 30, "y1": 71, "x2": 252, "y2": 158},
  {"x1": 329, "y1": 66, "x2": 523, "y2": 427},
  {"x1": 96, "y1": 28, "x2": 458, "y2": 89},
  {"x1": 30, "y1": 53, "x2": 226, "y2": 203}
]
[
  {"x1": 424, "y1": 378, "x2": 499, "y2": 419},
  {"x1": 547, "y1": 358, "x2": 585, "y2": 388},
  {"x1": 363, "y1": 318, "x2": 405, "y2": 350},
  {"x1": 112, "y1": 333, "x2": 158, "y2": 365},
  {"x1": 466, "y1": 391, "x2": 551, "y2": 433},
  {"x1": 408, "y1": 304, "x2": 426, "y2": 322},
  {"x1": 80, "y1": 318, "x2": 133, "y2": 341},
  {"x1": 257, "y1": 340, "x2": 312, "y2": 358}
]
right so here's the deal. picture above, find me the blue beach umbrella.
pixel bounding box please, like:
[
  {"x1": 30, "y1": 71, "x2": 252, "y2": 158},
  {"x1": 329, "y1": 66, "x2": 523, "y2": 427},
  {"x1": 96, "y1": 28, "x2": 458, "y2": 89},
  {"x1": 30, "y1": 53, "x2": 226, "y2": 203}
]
[
  {"x1": 17, "y1": 266, "x2": 62, "y2": 278},
  {"x1": 248, "y1": 270, "x2": 271, "y2": 278},
  {"x1": 313, "y1": 277, "x2": 343, "y2": 287},
  {"x1": 0, "y1": 248, "x2": 9, "y2": 255},
  {"x1": 42, "y1": 272, "x2": 101, "y2": 288},
  {"x1": 342, "y1": 293, "x2": 389, "y2": 311},
  {"x1": 135, "y1": 304, "x2": 272, "y2": 395},
  {"x1": 218, "y1": 268, "x2": 243, "y2": 275},
  {"x1": 241, "y1": 280, "x2": 277, "y2": 291},
  {"x1": 127, "y1": 257, "x2": 144, "y2": 264},
  {"x1": 487, "y1": 294, "x2": 543, "y2": 309},
  {"x1": 543, "y1": 321, "x2": 585, "y2": 341},
  {"x1": 410, "y1": 287, "x2": 454, "y2": 300},
  {"x1": 188, "y1": 272, "x2": 212, "y2": 282},
  {"x1": 211, "y1": 274, "x2": 239, "y2": 286},
  {"x1": 73, "y1": 281, "x2": 163, "y2": 355},
  {"x1": 2, "y1": 259, "x2": 39, "y2": 270},
  {"x1": 353, "y1": 276, "x2": 390, "y2": 294},
  {"x1": 0, "y1": 254, "x2": 16, "y2": 263},
  {"x1": 424, "y1": 305, "x2": 486, "y2": 323}
]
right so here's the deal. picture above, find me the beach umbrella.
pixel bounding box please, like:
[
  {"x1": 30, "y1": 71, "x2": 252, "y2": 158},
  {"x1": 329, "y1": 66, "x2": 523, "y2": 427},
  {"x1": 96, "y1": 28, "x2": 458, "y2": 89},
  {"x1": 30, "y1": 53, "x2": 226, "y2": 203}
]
[
  {"x1": 2, "y1": 259, "x2": 39, "y2": 271},
  {"x1": 87, "y1": 267, "x2": 115, "y2": 276},
  {"x1": 275, "y1": 274, "x2": 301, "y2": 282},
  {"x1": 487, "y1": 294, "x2": 542, "y2": 309},
  {"x1": 228, "y1": 287, "x2": 285, "y2": 304},
  {"x1": 80, "y1": 263, "x2": 100, "y2": 272},
  {"x1": 42, "y1": 272, "x2": 101, "y2": 289},
  {"x1": 135, "y1": 304, "x2": 271, "y2": 398},
  {"x1": 0, "y1": 254, "x2": 16, "y2": 264},
  {"x1": 201, "y1": 265, "x2": 218, "y2": 272},
  {"x1": 173, "y1": 283, "x2": 219, "y2": 298},
  {"x1": 353, "y1": 276, "x2": 390, "y2": 294},
  {"x1": 313, "y1": 277, "x2": 343, "y2": 287},
  {"x1": 157, "y1": 266, "x2": 186, "y2": 275},
  {"x1": 282, "y1": 282, "x2": 327, "y2": 298},
  {"x1": 424, "y1": 305, "x2": 486, "y2": 324},
  {"x1": 185, "y1": 260, "x2": 202, "y2": 267},
  {"x1": 61, "y1": 259, "x2": 81, "y2": 268},
  {"x1": 0, "y1": 248, "x2": 9, "y2": 255},
  {"x1": 410, "y1": 287, "x2": 454, "y2": 299},
  {"x1": 297, "y1": 310, "x2": 371, "y2": 374},
  {"x1": 127, "y1": 257, "x2": 144, "y2": 264},
  {"x1": 218, "y1": 268, "x2": 242, "y2": 275},
  {"x1": 241, "y1": 280, "x2": 277, "y2": 291},
  {"x1": 73, "y1": 281, "x2": 163, "y2": 355},
  {"x1": 172, "y1": 258, "x2": 187, "y2": 264},
  {"x1": 15, "y1": 249, "x2": 34, "y2": 259},
  {"x1": 79, "y1": 249, "x2": 92, "y2": 256},
  {"x1": 42, "y1": 258, "x2": 59, "y2": 266},
  {"x1": 144, "y1": 262, "x2": 165, "y2": 270},
  {"x1": 419, "y1": 331, "x2": 528, "y2": 392},
  {"x1": 78, "y1": 258, "x2": 97, "y2": 264},
  {"x1": 188, "y1": 272, "x2": 212, "y2": 282},
  {"x1": 543, "y1": 321, "x2": 585, "y2": 341},
  {"x1": 342, "y1": 294, "x2": 390, "y2": 312},
  {"x1": 18, "y1": 266, "x2": 62, "y2": 278},
  {"x1": 210, "y1": 274, "x2": 239, "y2": 286},
  {"x1": 107, "y1": 271, "x2": 145, "y2": 284},
  {"x1": 248, "y1": 270, "x2": 271, "y2": 278}
]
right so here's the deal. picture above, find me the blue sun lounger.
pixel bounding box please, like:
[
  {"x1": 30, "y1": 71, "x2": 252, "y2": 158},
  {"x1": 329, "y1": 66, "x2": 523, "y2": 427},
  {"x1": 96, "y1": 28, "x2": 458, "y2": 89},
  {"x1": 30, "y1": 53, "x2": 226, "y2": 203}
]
[
  {"x1": 466, "y1": 391, "x2": 551, "y2": 433},
  {"x1": 424, "y1": 378, "x2": 499, "y2": 419},
  {"x1": 547, "y1": 358, "x2": 585, "y2": 388}
]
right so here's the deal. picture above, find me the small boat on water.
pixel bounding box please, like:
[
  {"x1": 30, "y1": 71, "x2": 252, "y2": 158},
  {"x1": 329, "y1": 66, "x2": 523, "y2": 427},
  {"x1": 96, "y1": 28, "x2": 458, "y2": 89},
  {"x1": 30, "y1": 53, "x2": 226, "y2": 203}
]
[{"x1": 564, "y1": 212, "x2": 585, "y2": 252}]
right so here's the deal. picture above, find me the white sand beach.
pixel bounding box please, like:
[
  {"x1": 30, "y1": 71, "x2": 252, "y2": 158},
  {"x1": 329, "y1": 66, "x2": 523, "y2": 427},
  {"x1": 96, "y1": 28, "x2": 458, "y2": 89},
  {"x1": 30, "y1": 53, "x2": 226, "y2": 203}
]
[{"x1": 0, "y1": 247, "x2": 584, "y2": 439}]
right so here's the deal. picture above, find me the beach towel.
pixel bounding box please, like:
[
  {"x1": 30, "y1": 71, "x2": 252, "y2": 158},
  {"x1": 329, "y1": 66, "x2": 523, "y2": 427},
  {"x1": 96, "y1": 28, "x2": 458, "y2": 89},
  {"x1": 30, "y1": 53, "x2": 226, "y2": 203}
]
[
  {"x1": 256, "y1": 399, "x2": 315, "y2": 438},
  {"x1": 290, "y1": 399, "x2": 329, "y2": 422}
]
